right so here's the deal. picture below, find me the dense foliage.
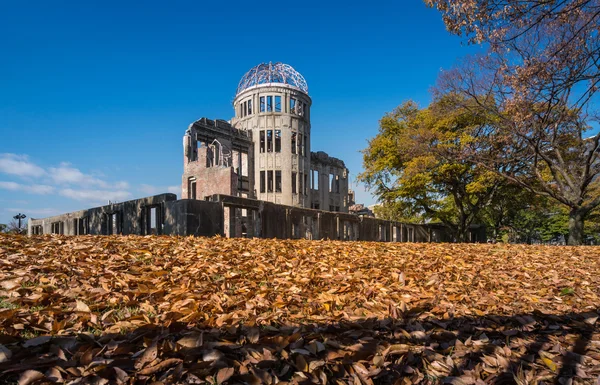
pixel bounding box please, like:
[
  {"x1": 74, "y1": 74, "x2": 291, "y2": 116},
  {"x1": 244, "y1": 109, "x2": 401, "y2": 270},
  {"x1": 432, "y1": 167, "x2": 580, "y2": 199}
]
[
  {"x1": 362, "y1": 0, "x2": 600, "y2": 244},
  {"x1": 359, "y1": 99, "x2": 505, "y2": 242}
]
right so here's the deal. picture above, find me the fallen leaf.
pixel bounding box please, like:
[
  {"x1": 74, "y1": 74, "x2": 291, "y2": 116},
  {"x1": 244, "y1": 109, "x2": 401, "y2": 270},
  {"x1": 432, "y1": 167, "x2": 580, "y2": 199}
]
[{"x1": 216, "y1": 367, "x2": 234, "y2": 384}]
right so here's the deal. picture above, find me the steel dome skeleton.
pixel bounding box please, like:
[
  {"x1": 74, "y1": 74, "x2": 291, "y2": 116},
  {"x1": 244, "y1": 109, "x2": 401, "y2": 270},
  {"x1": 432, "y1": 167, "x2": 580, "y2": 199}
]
[{"x1": 235, "y1": 62, "x2": 308, "y2": 96}]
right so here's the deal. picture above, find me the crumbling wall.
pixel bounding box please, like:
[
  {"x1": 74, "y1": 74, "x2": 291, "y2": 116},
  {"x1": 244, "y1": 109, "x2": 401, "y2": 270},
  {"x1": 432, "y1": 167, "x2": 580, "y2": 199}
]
[
  {"x1": 28, "y1": 194, "x2": 178, "y2": 236},
  {"x1": 28, "y1": 193, "x2": 483, "y2": 243},
  {"x1": 164, "y1": 199, "x2": 223, "y2": 236},
  {"x1": 309, "y1": 151, "x2": 350, "y2": 213},
  {"x1": 182, "y1": 118, "x2": 253, "y2": 201}
]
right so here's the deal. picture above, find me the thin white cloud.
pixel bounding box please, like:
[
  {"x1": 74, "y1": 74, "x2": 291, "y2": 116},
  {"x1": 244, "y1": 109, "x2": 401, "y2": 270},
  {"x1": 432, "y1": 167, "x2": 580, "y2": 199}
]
[
  {"x1": 139, "y1": 184, "x2": 160, "y2": 195},
  {"x1": 0, "y1": 154, "x2": 140, "y2": 207},
  {"x1": 114, "y1": 181, "x2": 130, "y2": 189},
  {"x1": 0, "y1": 181, "x2": 20, "y2": 191},
  {"x1": 5, "y1": 207, "x2": 60, "y2": 216},
  {"x1": 48, "y1": 163, "x2": 129, "y2": 189},
  {"x1": 29, "y1": 185, "x2": 55, "y2": 194},
  {"x1": 0, "y1": 154, "x2": 46, "y2": 178},
  {"x1": 139, "y1": 184, "x2": 180, "y2": 196},
  {"x1": 0, "y1": 181, "x2": 54, "y2": 195},
  {"x1": 60, "y1": 188, "x2": 131, "y2": 203}
]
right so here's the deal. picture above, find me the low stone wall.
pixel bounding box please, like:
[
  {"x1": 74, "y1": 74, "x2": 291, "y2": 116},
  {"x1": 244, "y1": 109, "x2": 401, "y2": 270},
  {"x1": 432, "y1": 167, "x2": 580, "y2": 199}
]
[
  {"x1": 28, "y1": 194, "x2": 178, "y2": 236},
  {"x1": 28, "y1": 193, "x2": 485, "y2": 242}
]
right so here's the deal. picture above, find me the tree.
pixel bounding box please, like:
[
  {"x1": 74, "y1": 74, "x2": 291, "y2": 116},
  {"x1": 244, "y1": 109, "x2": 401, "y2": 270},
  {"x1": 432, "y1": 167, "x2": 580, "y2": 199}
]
[
  {"x1": 508, "y1": 197, "x2": 570, "y2": 244},
  {"x1": 0, "y1": 224, "x2": 7, "y2": 233},
  {"x1": 372, "y1": 200, "x2": 424, "y2": 223},
  {"x1": 584, "y1": 208, "x2": 600, "y2": 244},
  {"x1": 426, "y1": 0, "x2": 600, "y2": 245},
  {"x1": 478, "y1": 184, "x2": 539, "y2": 241},
  {"x1": 7, "y1": 219, "x2": 27, "y2": 234},
  {"x1": 359, "y1": 99, "x2": 504, "y2": 242}
]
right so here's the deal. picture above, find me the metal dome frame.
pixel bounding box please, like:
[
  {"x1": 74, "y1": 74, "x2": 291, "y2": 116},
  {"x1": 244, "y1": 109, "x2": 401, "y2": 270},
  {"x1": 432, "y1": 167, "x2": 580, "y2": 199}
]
[{"x1": 235, "y1": 62, "x2": 308, "y2": 96}]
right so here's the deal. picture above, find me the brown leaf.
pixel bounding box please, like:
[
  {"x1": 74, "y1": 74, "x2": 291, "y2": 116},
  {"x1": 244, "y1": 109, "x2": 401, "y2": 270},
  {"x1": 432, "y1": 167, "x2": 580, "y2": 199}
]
[
  {"x1": 114, "y1": 367, "x2": 129, "y2": 384},
  {"x1": 137, "y1": 358, "x2": 183, "y2": 375},
  {"x1": 177, "y1": 332, "x2": 203, "y2": 348},
  {"x1": 540, "y1": 355, "x2": 557, "y2": 372},
  {"x1": 23, "y1": 336, "x2": 51, "y2": 348},
  {"x1": 0, "y1": 344, "x2": 12, "y2": 363},
  {"x1": 1, "y1": 279, "x2": 21, "y2": 290},
  {"x1": 247, "y1": 327, "x2": 260, "y2": 344},
  {"x1": 75, "y1": 300, "x2": 90, "y2": 312},
  {"x1": 18, "y1": 370, "x2": 44, "y2": 385},
  {"x1": 295, "y1": 354, "x2": 308, "y2": 372},
  {"x1": 134, "y1": 342, "x2": 158, "y2": 369},
  {"x1": 216, "y1": 367, "x2": 234, "y2": 384},
  {"x1": 44, "y1": 367, "x2": 63, "y2": 382}
]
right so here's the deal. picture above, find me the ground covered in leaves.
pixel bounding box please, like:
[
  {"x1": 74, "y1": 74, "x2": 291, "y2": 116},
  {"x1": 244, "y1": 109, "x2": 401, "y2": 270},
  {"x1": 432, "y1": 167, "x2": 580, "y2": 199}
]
[{"x1": 0, "y1": 234, "x2": 599, "y2": 385}]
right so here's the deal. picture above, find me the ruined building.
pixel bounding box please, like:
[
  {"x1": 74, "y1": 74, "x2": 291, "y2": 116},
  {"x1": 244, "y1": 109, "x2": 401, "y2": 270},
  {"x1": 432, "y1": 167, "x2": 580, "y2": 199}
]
[
  {"x1": 182, "y1": 62, "x2": 350, "y2": 212},
  {"x1": 27, "y1": 62, "x2": 486, "y2": 242}
]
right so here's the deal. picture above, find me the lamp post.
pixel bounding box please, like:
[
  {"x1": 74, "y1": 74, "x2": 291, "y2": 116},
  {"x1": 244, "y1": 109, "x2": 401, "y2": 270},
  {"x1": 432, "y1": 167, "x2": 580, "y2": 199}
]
[{"x1": 13, "y1": 213, "x2": 26, "y2": 229}]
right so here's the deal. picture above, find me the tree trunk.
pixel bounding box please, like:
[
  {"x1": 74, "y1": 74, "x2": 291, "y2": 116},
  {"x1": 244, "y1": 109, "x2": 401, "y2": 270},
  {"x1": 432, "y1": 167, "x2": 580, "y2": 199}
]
[
  {"x1": 567, "y1": 208, "x2": 585, "y2": 246},
  {"x1": 455, "y1": 216, "x2": 469, "y2": 243}
]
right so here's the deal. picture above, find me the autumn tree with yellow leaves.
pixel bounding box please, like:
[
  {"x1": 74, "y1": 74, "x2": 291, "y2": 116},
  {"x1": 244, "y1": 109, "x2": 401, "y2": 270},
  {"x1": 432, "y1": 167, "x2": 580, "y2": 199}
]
[
  {"x1": 359, "y1": 98, "x2": 506, "y2": 242},
  {"x1": 424, "y1": 0, "x2": 600, "y2": 245}
]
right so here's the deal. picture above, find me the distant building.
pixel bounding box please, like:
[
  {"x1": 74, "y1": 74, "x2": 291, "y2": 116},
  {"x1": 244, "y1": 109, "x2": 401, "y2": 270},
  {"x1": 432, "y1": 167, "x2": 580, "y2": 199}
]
[
  {"x1": 182, "y1": 62, "x2": 350, "y2": 212},
  {"x1": 27, "y1": 62, "x2": 486, "y2": 243}
]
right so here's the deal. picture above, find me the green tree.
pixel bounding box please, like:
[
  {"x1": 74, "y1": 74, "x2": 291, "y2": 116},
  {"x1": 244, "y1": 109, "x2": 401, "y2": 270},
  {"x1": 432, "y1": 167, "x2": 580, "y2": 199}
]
[
  {"x1": 584, "y1": 208, "x2": 600, "y2": 244},
  {"x1": 427, "y1": 0, "x2": 600, "y2": 245},
  {"x1": 359, "y1": 99, "x2": 503, "y2": 242},
  {"x1": 372, "y1": 200, "x2": 424, "y2": 223},
  {"x1": 478, "y1": 184, "x2": 538, "y2": 241}
]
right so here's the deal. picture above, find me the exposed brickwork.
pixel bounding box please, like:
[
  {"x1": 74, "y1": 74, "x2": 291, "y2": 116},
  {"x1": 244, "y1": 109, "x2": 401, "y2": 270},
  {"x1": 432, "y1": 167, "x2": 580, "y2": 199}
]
[{"x1": 182, "y1": 164, "x2": 236, "y2": 200}]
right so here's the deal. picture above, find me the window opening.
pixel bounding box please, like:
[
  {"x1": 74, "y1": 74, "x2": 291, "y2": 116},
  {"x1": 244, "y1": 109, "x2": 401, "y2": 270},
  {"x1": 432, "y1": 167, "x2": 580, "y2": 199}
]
[
  {"x1": 290, "y1": 98, "x2": 296, "y2": 113},
  {"x1": 329, "y1": 174, "x2": 334, "y2": 192},
  {"x1": 303, "y1": 134, "x2": 307, "y2": 156},
  {"x1": 267, "y1": 170, "x2": 274, "y2": 192},
  {"x1": 267, "y1": 96, "x2": 273, "y2": 112},
  {"x1": 260, "y1": 96, "x2": 265, "y2": 112},
  {"x1": 275, "y1": 130, "x2": 281, "y2": 152},
  {"x1": 291, "y1": 133, "x2": 297, "y2": 154},
  {"x1": 292, "y1": 172, "x2": 297, "y2": 193},
  {"x1": 81, "y1": 217, "x2": 88, "y2": 235},
  {"x1": 275, "y1": 171, "x2": 282, "y2": 192},
  {"x1": 51, "y1": 221, "x2": 64, "y2": 234},
  {"x1": 304, "y1": 173, "x2": 308, "y2": 195},
  {"x1": 267, "y1": 130, "x2": 273, "y2": 152},
  {"x1": 260, "y1": 171, "x2": 265, "y2": 193},
  {"x1": 275, "y1": 95, "x2": 281, "y2": 112},
  {"x1": 74, "y1": 217, "x2": 89, "y2": 235},
  {"x1": 188, "y1": 177, "x2": 197, "y2": 199},
  {"x1": 247, "y1": 99, "x2": 252, "y2": 114},
  {"x1": 148, "y1": 207, "x2": 159, "y2": 235},
  {"x1": 335, "y1": 175, "x2": 340, "y2": 193},
  {"x1": 243, "y1": 101, "x2": 247, "y2": 117},
  {"x1": 111, "y1": 212, "x2": 119, "y2": 235},
  {"x1": 299, "y1": 172, "x2": 303, "y2": 195},
  {"x1": 312, "y1": 170, "x2": 319, "y2": 190},
  {"x1": 260, "y1": 131, "x2": 265, "y2": 153}
]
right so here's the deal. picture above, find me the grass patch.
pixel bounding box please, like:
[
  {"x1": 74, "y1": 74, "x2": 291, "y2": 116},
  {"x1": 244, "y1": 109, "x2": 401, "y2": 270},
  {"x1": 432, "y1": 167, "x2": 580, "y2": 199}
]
[{"x1": 0, "y1": 298, "x2": 19, "y2": 310}]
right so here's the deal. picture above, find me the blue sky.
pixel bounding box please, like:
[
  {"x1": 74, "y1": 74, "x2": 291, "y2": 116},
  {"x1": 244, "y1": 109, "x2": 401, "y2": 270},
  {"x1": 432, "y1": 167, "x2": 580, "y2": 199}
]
[{"x1": 0, "y1": 0, "x2": 482, "y2": 225}]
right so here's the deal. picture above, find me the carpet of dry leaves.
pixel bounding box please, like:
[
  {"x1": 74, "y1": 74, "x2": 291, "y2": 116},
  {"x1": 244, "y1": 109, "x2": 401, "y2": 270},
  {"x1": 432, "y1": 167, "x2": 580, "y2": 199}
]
[{"x1": 0, "y1": 234, "x2": 599, "y2": 385}]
